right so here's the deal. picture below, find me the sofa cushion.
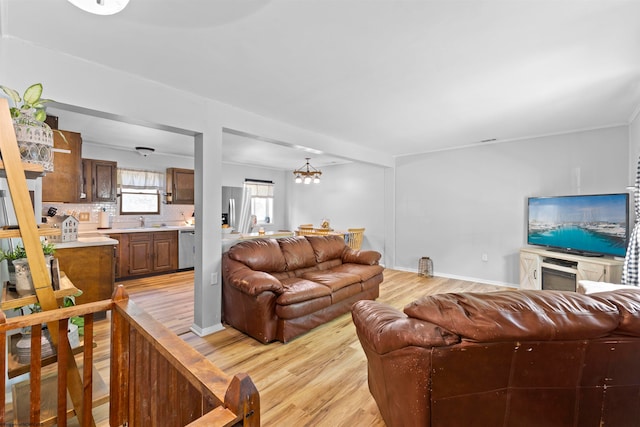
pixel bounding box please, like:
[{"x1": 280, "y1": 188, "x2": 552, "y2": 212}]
[
  {"x1": 278, "y1": 237, "x2": 317, "y2": 270},
  {"x1": 590, "y1": 289, "x2": 640, "y2": 337},
  {"x1": 277, "y1": 277, "x2": 332, "y2": 305},
  {"x1": 228, "y1": 239, "x2": 286, "y2": 273},
  {"x1": 332, "y1": 263, "x2": 384, "y2": 282},
  {"x1": 301, "y1": 270, "x2": 361, "y2": 292},
  {"x1": 306, "y1": 235, "x2": 346, "y2": 263},
  {"x1": 404, "y1": 290, "x2": 620, "y2": 342},
  {"x1": 276, "y1": 296, "x2": 332, "y2": 319}
]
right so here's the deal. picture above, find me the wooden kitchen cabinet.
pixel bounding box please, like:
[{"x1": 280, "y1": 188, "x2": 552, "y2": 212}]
[
  {"x1": 54, "y1": 244, "x2": 116, "y2": 318},
  {"x1": 110, "y1": 230, "x2": 178, "y2": 279},
  {"x1": 152, "y1": 230, "x2": 178, "y2": 272},
  {"x1": 110, "y1": 233, "x2": 127, "y2": 279},
  {"x1": 128, "y1": 232, "x2": 154, "y2": 276},
  {"x1": 42, "y1": 130, "x2": 82, "y2": 202},
  {"x1": 166, "y1": 168, "x2": 194, "y2": 204},
  {"x1": 82, "y1": 158, "x2": 117, "y2": 202}
]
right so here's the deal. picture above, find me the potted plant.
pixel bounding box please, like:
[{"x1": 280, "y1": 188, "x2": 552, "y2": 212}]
[
  {"x1": 0, "y1": 83, "x2": 55, "y2": 171},
  {"x1": 0, "y1": 241, "x2": 56, "y2": 296},
  {"x1": 15, "y1": 296, "x2": 83, "y2": 364}
]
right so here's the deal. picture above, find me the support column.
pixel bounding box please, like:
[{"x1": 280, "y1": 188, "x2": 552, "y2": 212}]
[{"x1": 191, "y1": 113, "x2": 224, "y2": 336}]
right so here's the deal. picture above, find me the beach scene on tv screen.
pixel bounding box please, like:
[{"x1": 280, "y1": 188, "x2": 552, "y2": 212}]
[{"x1": 528, "y1": 194, "x2": 627, "y2": 256}]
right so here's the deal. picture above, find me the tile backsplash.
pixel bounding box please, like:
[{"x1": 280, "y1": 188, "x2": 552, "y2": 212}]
[{"x1": 43, "y1": 202, "x2": 195, "y2": 231}]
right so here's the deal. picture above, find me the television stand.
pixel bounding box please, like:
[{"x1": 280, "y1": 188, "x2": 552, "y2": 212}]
[{"x1": 520, "y1": 247, "x2": 623, "y2": 291}]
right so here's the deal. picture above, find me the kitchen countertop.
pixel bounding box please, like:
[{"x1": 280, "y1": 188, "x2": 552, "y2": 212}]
[
  {"x1": 55, "y1": 226, "x2": 291, "y2": 250},
  {"x1": 53, "y1": 226, "x2": 194, "y2": 249},
  {"x1": 54, "y1": 233, "x2": 119, "y2": 249},
  {"x1": 93, "y1": 225, "x2": 195, "y2": 234}
]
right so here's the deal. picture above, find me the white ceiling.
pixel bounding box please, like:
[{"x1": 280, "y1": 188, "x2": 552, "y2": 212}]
[{"x1": 4, "y1": 0, "x2": 640, "y2": 167}]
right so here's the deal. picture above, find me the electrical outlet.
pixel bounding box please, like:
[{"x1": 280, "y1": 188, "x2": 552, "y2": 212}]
[
  {"x1": 481, "y1": 253, "x2": 489, "y2": 262},
  {"x1": 79, "y1": 212, "x2": 90, "y2": 221}
]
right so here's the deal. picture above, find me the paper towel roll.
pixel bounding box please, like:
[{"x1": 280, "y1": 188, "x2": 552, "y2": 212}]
[{"x1": 99, "y1": 211, "x2": 110, "y2": 228}]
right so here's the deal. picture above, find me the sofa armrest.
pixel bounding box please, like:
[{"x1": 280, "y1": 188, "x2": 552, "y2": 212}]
[
  {"x1": 351, "y1": 300, "x2": 459, "y2": 354},
  {"x1": 223, "y1": 256, "x2": 284, "y2": 296},
  {"x1": 342, "y1": 248, "x2": 381, "y2": 265},
  {"x1": 229, "y1": 271, "x2": 283, "y2": 296}
]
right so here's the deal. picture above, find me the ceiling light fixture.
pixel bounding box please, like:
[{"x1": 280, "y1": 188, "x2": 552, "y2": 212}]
[
  {"x1": 67, "y1": 0, "x2": 130, "y2": 15},
  {"x1": 293, "y1": 158, "x2": 322, "y2": 184},
  {"x1": 135, "y1": 146, "x2": 155, "y2": 157}
]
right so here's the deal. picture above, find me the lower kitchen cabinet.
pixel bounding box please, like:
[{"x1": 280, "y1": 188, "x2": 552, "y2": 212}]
[
  {"x1": 152, "y1": 231, "x2": 178, "y2": 272},
  {"x1": 110, "y1": 230, "x2": 178, "y2": 279},
  {"x1": 55, "y1": 244, "x2": 116, "y2": 318},
  {"x1": 129, "y1": 233, "x2": 153, "y2": 275}
]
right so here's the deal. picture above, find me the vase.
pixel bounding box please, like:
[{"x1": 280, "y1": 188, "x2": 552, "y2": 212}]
[
  {"x1": 12, "y1": 109, "x2": 54, "y2": 172},
  {"x1": 7, "y1": 263, "x2": 16, "y2": 286},
  {"x1": 13, "y1": 255, "x2": 54, "y2": 296},
  {"x1": 15, "y1": 323, "x2": 80, "y2": 364}
]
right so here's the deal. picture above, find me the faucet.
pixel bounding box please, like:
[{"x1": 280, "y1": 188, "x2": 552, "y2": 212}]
[{"x1": 139, "y1": 216, "x2": 145, "y2": 228}]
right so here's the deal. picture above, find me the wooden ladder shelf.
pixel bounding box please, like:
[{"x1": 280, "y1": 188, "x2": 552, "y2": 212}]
[{"x1": 0, "y1": 99, "x2": 95, "y2": 426}]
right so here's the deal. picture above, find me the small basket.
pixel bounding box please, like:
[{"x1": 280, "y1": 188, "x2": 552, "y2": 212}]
[{"x1": 418, "y1": 257, "x2": 433, "y2": 277}]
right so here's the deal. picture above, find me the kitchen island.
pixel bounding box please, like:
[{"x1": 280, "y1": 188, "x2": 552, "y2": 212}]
[{"x1": 53, "y1": 234, "x2": 118, "y2": 317}]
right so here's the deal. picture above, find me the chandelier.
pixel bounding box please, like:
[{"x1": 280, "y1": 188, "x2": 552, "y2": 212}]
[{"x1": 293, "y1": 158, "x2": 322, "y2": 184}]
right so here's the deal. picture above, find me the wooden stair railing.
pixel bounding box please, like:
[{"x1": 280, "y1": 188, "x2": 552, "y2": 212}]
[
  {"x1": 0, "y1": 286, "x2": 260, "y2": 426},
  {"x1": 110, "y1": 285, "x2": 260, "y2": 426}
]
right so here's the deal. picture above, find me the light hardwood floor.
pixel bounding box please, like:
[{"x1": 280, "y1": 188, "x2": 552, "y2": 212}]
[{"x1": 71, "y1": 269, "x2": 511, "y2": 426}]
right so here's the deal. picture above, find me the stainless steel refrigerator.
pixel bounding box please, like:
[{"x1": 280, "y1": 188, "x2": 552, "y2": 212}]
[{"x1": 222, "y1": 186, "x2": 243, "y2": 229}]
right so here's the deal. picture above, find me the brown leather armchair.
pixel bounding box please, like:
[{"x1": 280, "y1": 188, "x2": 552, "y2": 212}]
[{"x1": 352, "y1": 289, "x2": 640, "y2": 426}]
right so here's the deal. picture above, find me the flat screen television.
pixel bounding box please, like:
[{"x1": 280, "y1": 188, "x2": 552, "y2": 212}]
[{"x1": 527, "y1": 193, "x2": 629, "y2": 257}]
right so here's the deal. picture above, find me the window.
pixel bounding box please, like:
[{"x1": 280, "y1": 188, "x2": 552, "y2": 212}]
[
  {"x1": 120, "y1": 188, "x2": 161, "y2": 215},
  {"x1": 244, "y1": 179, "x2": 274, "y2": 225},
  {"x1": 118, "y1": 169, "x2": 163, "y2": 215}
]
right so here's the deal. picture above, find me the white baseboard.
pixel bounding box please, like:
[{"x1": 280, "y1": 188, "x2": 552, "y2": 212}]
[
  {"x1": 391, "y1": 266, "x2": 518, "y2": 288},
  {"x1": 190, "y1": 322, "x2": 225, "y2": 337}
]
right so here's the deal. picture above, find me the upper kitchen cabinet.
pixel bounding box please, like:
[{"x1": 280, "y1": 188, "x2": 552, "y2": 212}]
[
  {"x1": 81, "y1": 158, "x2": 117, "y2": 203},
  {"x1": 166, "y1": 168, "x2": 194, "y2": 205},
  {"x1": 42, "y1": 130, "x2": 82, "y2": 203}
]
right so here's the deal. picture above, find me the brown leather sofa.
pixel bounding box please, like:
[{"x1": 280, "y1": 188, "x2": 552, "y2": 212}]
[
  {"x1": 352, "y1": 288, "x2": 640, "y2": 427},
  {"x1": 222, "y1": 235, "x2": 383, "y2": 343}
]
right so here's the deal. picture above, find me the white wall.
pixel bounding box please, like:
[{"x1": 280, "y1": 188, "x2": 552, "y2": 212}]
[
  {"x1": 395, "y1": 126, "x2": 629, "y2": 286},
  {"x1": 288, "y1": 162, "x2": 387, "y2": 255}
]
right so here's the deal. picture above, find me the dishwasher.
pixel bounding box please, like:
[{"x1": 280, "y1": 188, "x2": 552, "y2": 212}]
[{"x1": 178, "y1": 229, "x2": 196, "y2": 269}]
